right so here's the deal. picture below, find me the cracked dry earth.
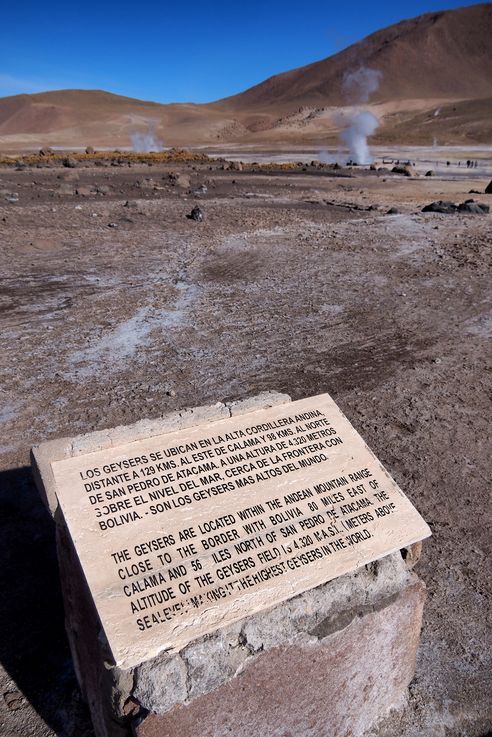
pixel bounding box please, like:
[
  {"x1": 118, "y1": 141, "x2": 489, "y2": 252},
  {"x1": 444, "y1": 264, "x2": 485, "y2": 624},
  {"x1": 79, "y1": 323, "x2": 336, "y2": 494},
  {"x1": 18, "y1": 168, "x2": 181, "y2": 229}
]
[{"x1": 0, "y1": 161, "x2": 491, "y2": 737}]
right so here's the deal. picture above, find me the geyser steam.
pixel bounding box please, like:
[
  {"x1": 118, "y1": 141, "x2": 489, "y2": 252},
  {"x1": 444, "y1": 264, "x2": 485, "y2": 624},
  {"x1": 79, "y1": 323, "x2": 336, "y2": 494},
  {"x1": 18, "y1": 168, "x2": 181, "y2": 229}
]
[
  {"x1": 339, "y1": 67, "x2": 382, "y2": 164},
  {"x1": 130, "y1": 120, "x2": 163, "y2": 152},
  {"x1": 343, "y1": 67, "x2": 382, "y2": 104},
  {"x1": 340, "y1": 111, "x2": 379, "y2": 166}
]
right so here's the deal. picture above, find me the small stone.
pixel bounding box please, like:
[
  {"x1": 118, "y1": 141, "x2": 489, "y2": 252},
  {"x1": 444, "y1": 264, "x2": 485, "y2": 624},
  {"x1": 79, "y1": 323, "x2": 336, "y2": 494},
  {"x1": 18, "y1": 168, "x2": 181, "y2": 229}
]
[
  {"x1": 422, "y1": 200, "x2": 457, "y2": 214},
  {"x1": 457, "y1": 200, "x2": 489, "y2": 214},
  {"x1": 485, "y1": 179, "x2": 492, "y2": 194},
  {"x1": 4, "y1": 690, "x2": 26, "y2": 711},
  {"x1": 85, "y1": 146, "x2": 95, "y2": 154},
  {"x1": 108, "y1": 222, "x2": 118, "y2": 228},
  {"x1": 193, "y1": 184, "x2": 208, "y2": 196},
  {"x1": 76, "y1": 186, "x2": 93, "y2": 196},
  {"x1": 425, "y1": 170, "x2": 434, "y2": 176},
  {"x1": 58, "y1": 170, "x2": 79, "y2": 181},
  {"x1": 188, "y1": 205, "x2": 204, "y2": 222},
  {"x1": 392, "y1": 165, "x2": 414, "y2": 177},
  {"x1": 387, "y1": 207, "x2": 399, "y2": 215},
  {"x1": 58, "y1": 183, "x2": 76, "y2": 195},
  {"x1": 169, "y1": 172, "x2": 190, "y2": 188},
  {"x1": 95, "y1": 184, "x2": 112, "y2": 195},
  {"x1": 63, "y1": 157, "x2": 77, "y2": 168}
]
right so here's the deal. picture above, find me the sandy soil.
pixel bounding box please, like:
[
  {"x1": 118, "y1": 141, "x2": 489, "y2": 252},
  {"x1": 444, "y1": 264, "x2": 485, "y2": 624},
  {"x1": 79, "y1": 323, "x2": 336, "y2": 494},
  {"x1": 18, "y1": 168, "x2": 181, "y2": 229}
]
[{"x1": 0, "y1": 156, "x2": 491, "y2": 737}]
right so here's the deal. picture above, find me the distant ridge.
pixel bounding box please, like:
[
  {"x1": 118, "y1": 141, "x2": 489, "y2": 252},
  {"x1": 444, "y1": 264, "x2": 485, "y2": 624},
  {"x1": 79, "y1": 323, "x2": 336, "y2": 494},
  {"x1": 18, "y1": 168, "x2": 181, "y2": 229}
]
[
  {"x1": 0, "y1": 4, "x2": 491, "y2": 150},
  {"x1": 215, "y1": 3, "x2": 492, "y2": 110}
]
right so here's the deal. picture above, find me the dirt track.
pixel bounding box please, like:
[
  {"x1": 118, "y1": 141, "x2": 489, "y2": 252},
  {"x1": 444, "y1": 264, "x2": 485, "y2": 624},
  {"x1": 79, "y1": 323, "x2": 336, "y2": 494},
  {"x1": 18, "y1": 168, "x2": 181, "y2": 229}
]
[{"x1": 0, "y1": 160, "x2": 491, "y2": 736}]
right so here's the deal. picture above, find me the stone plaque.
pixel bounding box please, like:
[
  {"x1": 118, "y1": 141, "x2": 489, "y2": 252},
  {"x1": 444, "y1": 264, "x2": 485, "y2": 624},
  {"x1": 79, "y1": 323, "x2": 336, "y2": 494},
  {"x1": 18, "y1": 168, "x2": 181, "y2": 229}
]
[{"x1": 51, "y1": 394, "x2": 430, "y2": 668}]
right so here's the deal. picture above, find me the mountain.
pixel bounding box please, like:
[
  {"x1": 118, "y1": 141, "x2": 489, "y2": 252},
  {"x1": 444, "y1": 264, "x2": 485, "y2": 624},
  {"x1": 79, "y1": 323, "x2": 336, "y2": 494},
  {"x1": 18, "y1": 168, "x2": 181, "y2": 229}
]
[
  {"x1": 0, "y1": 3, "x2": 491, "y2": 151},
  {"x1": 215, "y1": 3, "x2": 492, "y2": 111}
]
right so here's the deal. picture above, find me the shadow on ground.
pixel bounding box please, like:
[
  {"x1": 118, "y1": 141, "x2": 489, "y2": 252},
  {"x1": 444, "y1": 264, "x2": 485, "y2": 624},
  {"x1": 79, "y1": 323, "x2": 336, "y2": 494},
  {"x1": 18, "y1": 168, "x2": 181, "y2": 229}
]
[{"x1": 0, "y1": 465, "x2": 93, "y2": 735}]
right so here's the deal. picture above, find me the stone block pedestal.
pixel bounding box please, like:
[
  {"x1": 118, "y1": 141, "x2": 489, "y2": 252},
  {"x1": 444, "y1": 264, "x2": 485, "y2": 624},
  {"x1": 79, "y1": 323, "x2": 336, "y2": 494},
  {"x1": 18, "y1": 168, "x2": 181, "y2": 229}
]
[{"x1": 32, "y1": 392, "x2": 426, "y2": 737}]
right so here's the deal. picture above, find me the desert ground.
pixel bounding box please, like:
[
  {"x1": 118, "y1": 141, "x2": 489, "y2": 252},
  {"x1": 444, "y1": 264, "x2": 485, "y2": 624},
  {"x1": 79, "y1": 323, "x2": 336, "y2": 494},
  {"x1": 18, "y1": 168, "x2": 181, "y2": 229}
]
[{"x1": 0, "y1": 150, "x2": 491, "y2": 737}]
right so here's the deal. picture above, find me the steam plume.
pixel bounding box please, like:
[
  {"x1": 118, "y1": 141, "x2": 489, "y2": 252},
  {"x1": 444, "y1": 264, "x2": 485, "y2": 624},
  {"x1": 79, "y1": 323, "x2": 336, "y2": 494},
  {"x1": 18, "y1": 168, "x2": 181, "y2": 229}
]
[
  {"x1": 340, "y1": 111, "x2": 379, "y2": 166},
  {"x1": 342, "y1": 67, "x2": 382, "y2": 103},
  {"x1": 338, "y1": 67, "x2": 382, "y2": 165},
  {"x1": 130, "y1": 120, "x2": 164, "y2": 152}
]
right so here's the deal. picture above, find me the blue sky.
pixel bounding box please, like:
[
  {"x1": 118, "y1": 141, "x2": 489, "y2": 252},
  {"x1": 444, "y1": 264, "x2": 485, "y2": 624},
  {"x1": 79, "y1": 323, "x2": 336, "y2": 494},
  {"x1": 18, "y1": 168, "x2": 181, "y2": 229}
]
[{"x1": 0, "y1": 1, "x2": 481, "y2": 103}]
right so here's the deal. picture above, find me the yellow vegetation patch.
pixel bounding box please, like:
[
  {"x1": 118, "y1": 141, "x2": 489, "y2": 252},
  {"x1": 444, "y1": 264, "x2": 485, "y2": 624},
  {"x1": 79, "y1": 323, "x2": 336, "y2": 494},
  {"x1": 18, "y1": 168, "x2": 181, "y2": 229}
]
[{"x1": 0, "y1": 148, "x2": 211, "y2": 167}]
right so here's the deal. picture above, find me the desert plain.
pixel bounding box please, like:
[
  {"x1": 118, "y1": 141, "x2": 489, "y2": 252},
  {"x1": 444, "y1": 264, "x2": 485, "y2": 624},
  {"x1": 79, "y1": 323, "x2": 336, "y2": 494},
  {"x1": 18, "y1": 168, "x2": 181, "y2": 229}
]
[{"x1": 0, "y1": 145, "x2": 490, "y2": 737}]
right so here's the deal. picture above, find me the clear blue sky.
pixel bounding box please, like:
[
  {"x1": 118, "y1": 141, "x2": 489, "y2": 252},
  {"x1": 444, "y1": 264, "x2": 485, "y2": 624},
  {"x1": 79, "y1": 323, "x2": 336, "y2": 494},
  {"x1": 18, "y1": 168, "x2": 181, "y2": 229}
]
[{"x1": 0, "y1": 1, "x2": 482, "y2": 103}]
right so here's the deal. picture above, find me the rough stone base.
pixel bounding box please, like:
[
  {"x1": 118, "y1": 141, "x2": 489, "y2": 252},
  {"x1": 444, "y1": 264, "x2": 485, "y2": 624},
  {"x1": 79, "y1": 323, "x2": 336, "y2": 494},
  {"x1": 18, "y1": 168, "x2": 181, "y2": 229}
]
[
  {"x1": 136, "y1": 581, "x2": 425, "y2": 737},
  {"x1": 32, "y1": 392, "x2": 426, "y2": 737}
]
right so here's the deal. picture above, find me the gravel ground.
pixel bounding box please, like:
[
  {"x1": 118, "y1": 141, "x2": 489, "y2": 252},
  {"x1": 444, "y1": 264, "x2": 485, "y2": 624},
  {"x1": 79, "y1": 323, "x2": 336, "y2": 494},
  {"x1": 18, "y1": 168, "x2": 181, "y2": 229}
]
[{"x1": 0, "y1": 160, "x2": 491, "y2": 736}]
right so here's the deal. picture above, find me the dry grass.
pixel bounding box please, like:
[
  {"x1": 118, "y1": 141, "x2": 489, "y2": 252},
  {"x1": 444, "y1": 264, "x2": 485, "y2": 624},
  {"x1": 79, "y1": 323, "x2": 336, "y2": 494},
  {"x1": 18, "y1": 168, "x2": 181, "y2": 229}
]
[{"x1": 0, "y1": 148, "x2": 211, "y2": 167}]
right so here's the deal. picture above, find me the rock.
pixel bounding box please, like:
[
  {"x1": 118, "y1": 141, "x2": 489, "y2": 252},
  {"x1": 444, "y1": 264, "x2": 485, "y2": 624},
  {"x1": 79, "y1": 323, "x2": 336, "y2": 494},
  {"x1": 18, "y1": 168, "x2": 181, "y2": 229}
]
[
  {"x1": 422, "y1": 200, "x2": 457, "y2": 214},
  {"x1": 169, "y1": 172, "x2": 190, "y2": 188},
  {"x1": 188, "y1": 205, "x2": 204, "y2": 222},
  {"x1": 468, "y1": 189, "x2": 481, "y2": 194},
  {"x1": 421, "y1": 199, "x2": 489, "y2": 215},
  {"x1": 192, "y1": 184, "x2": 208, "y2": 196},
  {"x1": 57, "y1": 183, "x2": 75, "y2": 195},
  {"x1": 39, "y1": 147, "x2": 53, "y2": 156},
  {"x1": 4, "y1": 690, "x2": 26, "y2": 711},
  {"x1": 85, "y1": 146, "x2": 95, "y2": 154},
  {"x1": 135, "y1": 581, "x2": 426, "y2": 737},
  {"x1": 392, "y1": 165, "x2": 414, "y2": 177},
  {"x1": 76, "y1": 186, "x2": 94, "y2": 196},
  {"x1": 1, "y1": 189, "x2": 19, "y2": 203},
  {"x1": 485, "y1": 180, "x2": 492, "y2": 194},
  {"x1": 387, "y1": 207, "x2": 399, "y2": 215},
  {"x1": 425, "y1": 170, "x2": 434, "y2": 176},
  {"x1": 457, "y1": 200, "x2": 489, "y2": 214},
  {"x1": 63, "y1": 157, "x2": 77, "y2": 168},
  {"x1": 137, "y1": 178, "x2": 155, "y2": 190},
  {"x1": 58, "y1": 170, "x2": 79, "y2": 181},
  {"x1": 221, "y1": 161, "x2": 243, "y2": 171},
  {"x1": 377, "y1": 167, "x2": 390, "y2": 174},
  {"x1": 95, "y1": 185, "x2": 112, "y2": 196},
  {"x1": 369, "y1": 164, "x2": 377, "y2": 171}
]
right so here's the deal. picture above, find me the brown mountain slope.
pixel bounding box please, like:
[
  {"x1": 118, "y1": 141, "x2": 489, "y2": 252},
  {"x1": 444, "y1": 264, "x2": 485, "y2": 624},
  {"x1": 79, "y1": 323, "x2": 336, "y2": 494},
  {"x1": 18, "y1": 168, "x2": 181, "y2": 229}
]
[
  {"x1": 0, "y1": 3, "x2": 491, "y2": 150},
  {"x1": 215, "y1": 3, "x2": 492, "y2": 112}
]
